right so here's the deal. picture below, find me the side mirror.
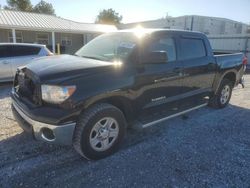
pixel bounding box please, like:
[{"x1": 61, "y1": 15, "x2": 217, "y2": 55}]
[{"x1": 141, "y1": 51, "x2": 168, "y2": 64}]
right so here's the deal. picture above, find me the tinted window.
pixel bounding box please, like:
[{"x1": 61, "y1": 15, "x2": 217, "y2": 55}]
[
  {"x1": 0, "y1": 46, "x2": 12, "y2": 58},
  {"x1": 147, "y1": 37, "x2": 176, "y2": 62},
  {"x1": 180, "y1": 38, "x2": 206, "y2": 60},
  {"x1": 12, "y1": 46, "x2": 41, "y2": 57}
]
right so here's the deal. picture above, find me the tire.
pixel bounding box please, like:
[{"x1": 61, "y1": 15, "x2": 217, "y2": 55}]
[
  {"x1": 73, "y1": 103, "x2": 126, "y2": 160},
  {"x1": 209, "y1": 79, "x2": 233, "y2": 109}
]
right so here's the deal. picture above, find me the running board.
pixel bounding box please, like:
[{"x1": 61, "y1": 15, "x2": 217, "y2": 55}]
[{"x1": 134, "y1": 103, "x2": 208, "y2": 130}]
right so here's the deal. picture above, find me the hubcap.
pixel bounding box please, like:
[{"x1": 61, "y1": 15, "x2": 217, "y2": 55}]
[
  {"x1": 89, "y1": 117, "x2": 119, "y2": 151},
  {"x1": 220, "y1": 85, "x2": 230, "y2": 104}
]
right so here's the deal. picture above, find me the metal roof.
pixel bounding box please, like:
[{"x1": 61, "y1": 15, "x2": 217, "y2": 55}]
[{"x1": 0, "y1": 10, "x2": 117, "y2": 33}]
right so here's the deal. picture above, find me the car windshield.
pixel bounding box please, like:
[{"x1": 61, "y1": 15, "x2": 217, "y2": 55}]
[{"x1": 75, "y1": 32, "x2": 139, "y2": 62}]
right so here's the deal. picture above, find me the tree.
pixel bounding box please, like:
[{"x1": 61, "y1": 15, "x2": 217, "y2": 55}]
[
  {"x1": 4, "y1": 0, "x2": 33, "y2": 11},
  {"x1": 96, "y1": 8, "x2": 122, "y2": 25},
  {"x1": 33, "y1": 0, "x2": 55, "y2": 15},
  {"x1": 4, "y1": 0, "x2": 55, "y2": 15}
]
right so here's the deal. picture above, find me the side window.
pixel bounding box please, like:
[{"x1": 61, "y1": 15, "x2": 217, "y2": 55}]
[
  {"x1": 147, "y1": 37, "x2": 176, "y2": 62},
  {"x1": 0, "y1": 46, "x2": 12, "y2": 58},
  {"x1": 180, "y1": 38, "x2": 206, "y2": 60},
  {"x1": 12, "y1": 46, "x2": 41, "y2": 57}
]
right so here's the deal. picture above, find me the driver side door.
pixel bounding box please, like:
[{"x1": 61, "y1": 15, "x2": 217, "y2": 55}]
[{"x1": 134, "y1": 34, "x2": 183, "y2": 110}]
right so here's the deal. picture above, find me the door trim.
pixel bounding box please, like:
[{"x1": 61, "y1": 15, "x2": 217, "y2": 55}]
[{"x1": 144, "y1": 87, "x2": 211, "y2": 109}]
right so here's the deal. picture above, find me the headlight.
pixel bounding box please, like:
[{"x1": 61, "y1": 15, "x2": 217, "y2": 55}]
[{"x1": 41, "y1": 85, "x2": 76, "y2": 104}]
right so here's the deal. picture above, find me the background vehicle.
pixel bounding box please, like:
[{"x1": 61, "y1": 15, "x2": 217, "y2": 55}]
[
  {"x1": 0, "y1": 43, "x2": 53, "y2": 82},
  {"x1": 11, "y1": 29, "x2": 247, "y2": 160}
]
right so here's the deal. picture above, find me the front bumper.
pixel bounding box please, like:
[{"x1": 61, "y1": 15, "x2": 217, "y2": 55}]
[{"x1": 12, "y1": 102, "x2": 76, "y2": 145}]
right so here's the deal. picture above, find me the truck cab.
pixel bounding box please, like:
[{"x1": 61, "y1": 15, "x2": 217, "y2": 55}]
[{"x1": 11, "y1": 29, "x2": 246, "y2": 160}]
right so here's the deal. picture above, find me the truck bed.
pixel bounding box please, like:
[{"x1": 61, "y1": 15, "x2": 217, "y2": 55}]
[{"x1": 214, "y1": 52, "x2": 244, "y2": 68}]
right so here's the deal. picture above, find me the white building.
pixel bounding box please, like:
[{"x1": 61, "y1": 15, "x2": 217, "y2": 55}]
[
  {"x1": 0, "y1": 10, "x2": 117, "y2": 54},
  {"x1": 119, "y1": 15, "x2": 249, "y2": 35}
]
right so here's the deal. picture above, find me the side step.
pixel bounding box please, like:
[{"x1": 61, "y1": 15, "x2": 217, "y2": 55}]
[{"x1": 133, "y1": 103, "x2": 208, "y2": 130}]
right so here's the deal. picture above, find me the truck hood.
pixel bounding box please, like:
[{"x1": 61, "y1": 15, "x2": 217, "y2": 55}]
[{"x1": 25, "y1": 55, "x2": 114, "y2": 83}]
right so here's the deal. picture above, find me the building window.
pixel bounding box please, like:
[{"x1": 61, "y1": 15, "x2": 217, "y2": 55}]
[
  {"x1": 61, "y1": 34, "x2": 72, "y2": 46},
  {"x1": 8, "y1": 31, "x2": 23, "y2": 43},
  {"x1": 36, "y1": 33, "x2": 49, "y2": 45}
]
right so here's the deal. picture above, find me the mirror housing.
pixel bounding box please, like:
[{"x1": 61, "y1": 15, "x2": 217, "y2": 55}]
[{"x1": 141, "y1": 51, "x2": 168, "y2": 64}]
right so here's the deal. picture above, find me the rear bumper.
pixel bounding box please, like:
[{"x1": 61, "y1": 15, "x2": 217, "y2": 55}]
[{"x1": 12, "y1": 102, "x2": 76, "y2": 145}]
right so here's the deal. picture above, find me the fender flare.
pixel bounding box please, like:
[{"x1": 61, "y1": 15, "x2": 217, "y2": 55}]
[{"x1": 212, "y1": 69, "x2": 237, "y2": 94}]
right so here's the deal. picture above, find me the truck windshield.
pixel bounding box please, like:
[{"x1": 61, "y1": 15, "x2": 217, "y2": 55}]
[{"x1": 75, "y1": 32, "x2": 139, "y2": 62}]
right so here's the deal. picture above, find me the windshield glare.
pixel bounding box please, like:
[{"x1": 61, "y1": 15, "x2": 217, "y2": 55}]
[{"x1": 75, "y1": 32, "x2": 139, "y2": 62}]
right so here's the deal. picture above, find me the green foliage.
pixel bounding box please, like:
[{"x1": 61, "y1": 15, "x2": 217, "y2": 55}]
[
  {"x1": 4, "y1": 0, "x2": 55, "y2": 15},
  {"x1": 96, "y1": 8, "x2": 122, "y2": 25},
  {"x1": 4, "y1": 0, "x2": 33, "y2": 11},
  {"x1": 33, "y1": 0, "x2": 55, "y2": 15}
]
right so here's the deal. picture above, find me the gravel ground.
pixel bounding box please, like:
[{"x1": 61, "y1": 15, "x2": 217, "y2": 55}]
[{"x1": 1, "y1": 76, "x2": 250, "y2": 188}]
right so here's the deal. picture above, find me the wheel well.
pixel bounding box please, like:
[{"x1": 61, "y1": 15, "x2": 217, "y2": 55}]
[
  {"x1": 91, "y1": 97, "x2": 134, "y2": 121},
  {"x1": 223, "y1": 72, "x2": 236, "y2": 86}
]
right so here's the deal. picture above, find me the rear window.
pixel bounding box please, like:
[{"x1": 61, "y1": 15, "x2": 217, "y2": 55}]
[
  {"x1": 0, "y1": 45, "x2": 12, "y2": 58},
  {"x1": 12, "y1": 46, "x2": 41, "y2": 57},
  {"x1": 180, "y1": 38, "x2": 206, "y2": 60}
]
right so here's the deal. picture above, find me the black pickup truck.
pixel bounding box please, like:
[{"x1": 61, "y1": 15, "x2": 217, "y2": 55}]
[{"x1": 11, "y1": 29, "x2": 247, "y2": 160}]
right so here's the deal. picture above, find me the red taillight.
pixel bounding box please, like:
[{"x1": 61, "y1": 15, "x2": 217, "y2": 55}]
[{"x1": 243, "y1": 56, "x2": 248, "y2": 65}]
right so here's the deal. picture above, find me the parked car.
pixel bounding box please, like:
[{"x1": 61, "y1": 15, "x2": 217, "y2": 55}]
[
  {"x1": 0, "y1": 43, "x2": 53, "y2": 82},
  {"x1": 11, "y1": 29, "x2": 247, "y2": 160}
]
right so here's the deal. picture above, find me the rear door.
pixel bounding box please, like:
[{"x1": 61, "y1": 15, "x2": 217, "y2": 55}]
[
  {"x1": 0, "y1": 45, "x2": 13, "y2": 81},
  {"x1": 134, "y1": 34, "x2": 183, "y2": 109},
  {"x1": 11, "y1": 45, "x2": 41, "y2": 75},
  {"x1": 178, "y1": 36, "x2": 217, "y2": 96}
]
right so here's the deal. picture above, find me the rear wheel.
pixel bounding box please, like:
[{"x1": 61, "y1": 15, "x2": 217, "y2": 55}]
[
  {"x1": 209, "y1": 79, "x2": 233, "y2": 108},
  {"x1": 73, "y1": 103, "x2": 126, "y2": 160}
]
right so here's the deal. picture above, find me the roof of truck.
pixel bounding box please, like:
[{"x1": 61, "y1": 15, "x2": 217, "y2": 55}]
[
  {"x1": 116, "y1": 28, "x2": 207, "y2": 38},
  {"x1": 0, "y1": 43, "x2": 46, "y2": 47}
]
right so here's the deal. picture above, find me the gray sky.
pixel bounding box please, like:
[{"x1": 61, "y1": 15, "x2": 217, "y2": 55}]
[{"x1": 0, "y1": 0, "x2": 249, "y2": 24}]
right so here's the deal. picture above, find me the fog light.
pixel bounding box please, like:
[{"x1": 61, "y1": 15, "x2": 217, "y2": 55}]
[{"x1": 41, "y1": 128, "x2": 55, "y2": 141}]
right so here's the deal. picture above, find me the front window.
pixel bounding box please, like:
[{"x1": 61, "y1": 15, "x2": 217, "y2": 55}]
[{"x1": 75, "y1": 32, "x2": 140, "y2": 62}]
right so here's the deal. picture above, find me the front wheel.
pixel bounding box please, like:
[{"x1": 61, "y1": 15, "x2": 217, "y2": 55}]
[
  {"x1": 73, "y1": 103, "x2": 126, "y2": 160},
  {"x1": 209, "y1": 79, "x2": 233, "y2": 109}
]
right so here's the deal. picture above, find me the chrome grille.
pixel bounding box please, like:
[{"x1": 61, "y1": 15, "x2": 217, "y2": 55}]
[{"x1": 14, "y1": 69, "x2": 41, "y2": 105}]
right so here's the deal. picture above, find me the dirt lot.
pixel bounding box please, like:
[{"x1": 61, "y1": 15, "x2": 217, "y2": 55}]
[{"x1": 1, "y1": 76, "x2": 250, "y2": 188}]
